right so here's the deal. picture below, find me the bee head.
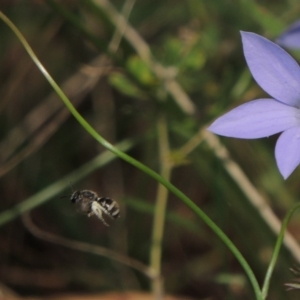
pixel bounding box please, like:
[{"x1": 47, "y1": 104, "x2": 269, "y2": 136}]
[{"x1": 70, "y1": 191, "x2": 81, "y2": 203}]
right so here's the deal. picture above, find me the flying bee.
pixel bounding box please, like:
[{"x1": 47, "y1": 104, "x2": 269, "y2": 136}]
[{"x1": 70, "y1": 190, "x2": 120, "y2": 226}]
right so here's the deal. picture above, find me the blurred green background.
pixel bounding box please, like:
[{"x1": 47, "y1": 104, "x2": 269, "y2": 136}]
[{"x1": 1, "y1": 1, "x2": 300, "y2": 299}]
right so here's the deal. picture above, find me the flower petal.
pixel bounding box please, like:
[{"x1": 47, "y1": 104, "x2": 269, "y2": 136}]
[
  {"x1": 241, "y1": 31, "x2": 300, "y2": 108},
  {"x1": 275, "y1": 127, "x2": 300, "y2": 179},
  {"x1": 208, "y1": 99, "x2": 300, "y2": 138},
  {"x1": 276, "y1": 20, "x2": 300, "y2": 49}
]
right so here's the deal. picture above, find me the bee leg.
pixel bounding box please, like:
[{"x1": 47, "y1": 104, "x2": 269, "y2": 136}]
[
  {"x1": 97, "y1": 197, "x2": 120, "y2": 219},
  {"x1": 91, "y1": 202, "x2": 109, "y2": 226}
]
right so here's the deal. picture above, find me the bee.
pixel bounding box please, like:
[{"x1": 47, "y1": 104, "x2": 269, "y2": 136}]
[{"x1": 70, "y1": 190, "x2": 120, "y2": 226}]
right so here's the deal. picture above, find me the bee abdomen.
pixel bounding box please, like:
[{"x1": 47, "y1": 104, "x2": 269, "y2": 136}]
[{"x1": 97, "y1": 197, "x2": 120, "y2": 219}]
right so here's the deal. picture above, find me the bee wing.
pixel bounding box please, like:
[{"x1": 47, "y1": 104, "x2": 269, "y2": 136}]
[{"x1": 91, "y1": 201, "x2": 109, "y2": 226}]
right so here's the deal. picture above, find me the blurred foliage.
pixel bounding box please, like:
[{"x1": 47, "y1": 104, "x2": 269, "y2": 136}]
[{"x1": 1, "y1": 0, "x2": 300, "y2": 299}]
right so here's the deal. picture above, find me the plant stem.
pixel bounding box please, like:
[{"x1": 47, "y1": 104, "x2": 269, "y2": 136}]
[
  {"x1": 150, "y1": 116, "x2": 172, "y2": 299},
  {"x1": 262, "y1": 203, "x2": 300, "y2": 299}
]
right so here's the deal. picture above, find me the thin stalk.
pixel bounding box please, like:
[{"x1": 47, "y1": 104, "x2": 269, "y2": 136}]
[
  {"x1": 23, "y1": 213, "x2": 155, "y2": 279},
  {"x1": 262, "y1": 203, "x2": 300, "y2": 299},
  {"x1": 0, "y1": 12, "x2": 262, "y2": 299},
  {"x1": 0, "y1": 139, "x2": 133, "y2": 227},
  {"x1": 150, "y1": 116, "x2": 172, "y2": 299}
]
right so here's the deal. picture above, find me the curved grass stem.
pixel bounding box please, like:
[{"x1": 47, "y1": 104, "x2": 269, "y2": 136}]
[{"x1": 0, "y1": 11, "x2": 262, "y2": 300}]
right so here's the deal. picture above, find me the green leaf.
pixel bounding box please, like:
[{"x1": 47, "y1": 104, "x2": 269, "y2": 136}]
[
  {"x1": 109, "y1": 72, "x2": 147, "y2": 99},
  {"x1": 127, "y1": 55, "x2": 157, "y2": 86}
]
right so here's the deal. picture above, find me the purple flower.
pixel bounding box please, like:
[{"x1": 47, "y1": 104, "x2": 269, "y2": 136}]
[
  {"x1": 276, "y1": 20, "x2": 300, "y2": 49},
  {"x1": 208, "y1": 32, "x2": 300, "y2": 179}
]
